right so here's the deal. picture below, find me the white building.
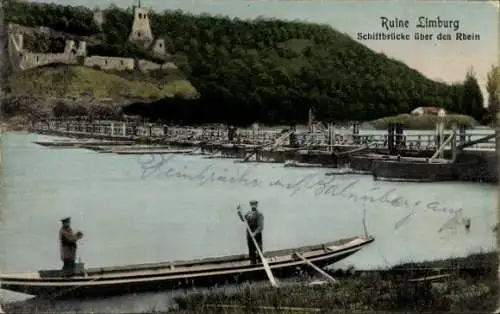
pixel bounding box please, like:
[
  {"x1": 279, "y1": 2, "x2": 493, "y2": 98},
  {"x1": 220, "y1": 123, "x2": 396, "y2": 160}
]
[{"x1": 411, "y1": 106, "x2": 446, "y2": 117}]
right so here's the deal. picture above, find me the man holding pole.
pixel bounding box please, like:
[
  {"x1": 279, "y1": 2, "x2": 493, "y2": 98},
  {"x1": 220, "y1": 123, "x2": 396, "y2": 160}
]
[{"x1": 237, "y1": 200, "x2": 264, "y2": 265}]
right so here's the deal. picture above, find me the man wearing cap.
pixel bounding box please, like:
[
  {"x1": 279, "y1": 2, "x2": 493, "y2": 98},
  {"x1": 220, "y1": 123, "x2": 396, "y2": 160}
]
[
  {"x1": 59, "y1": 217, "x2": 84, "y2": 277},
  {"x1": 237, "y1": 200, "x2": 264, "y2": 265}
]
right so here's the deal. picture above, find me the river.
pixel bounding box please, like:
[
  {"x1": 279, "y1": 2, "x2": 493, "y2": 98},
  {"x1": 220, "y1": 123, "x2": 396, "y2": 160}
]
[{"x1": 0, "y1": 131, "x2": 496, "y2": 312}]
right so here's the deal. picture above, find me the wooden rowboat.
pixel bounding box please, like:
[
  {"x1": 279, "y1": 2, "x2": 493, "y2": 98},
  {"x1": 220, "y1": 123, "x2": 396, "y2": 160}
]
[{"x1": 0, "y1": 235, "x2": 373, "y2": 299}]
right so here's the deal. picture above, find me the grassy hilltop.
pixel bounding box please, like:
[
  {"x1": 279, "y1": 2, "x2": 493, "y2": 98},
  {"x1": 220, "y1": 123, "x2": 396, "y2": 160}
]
[{"x1": 4, "y1": 1, "x2": 487, "y2": 124}]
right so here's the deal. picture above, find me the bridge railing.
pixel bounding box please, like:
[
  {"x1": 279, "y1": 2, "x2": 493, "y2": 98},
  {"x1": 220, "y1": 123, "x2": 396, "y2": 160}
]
[{"x1": 32, "y1": 120, "x2": 495, "y2": 150}]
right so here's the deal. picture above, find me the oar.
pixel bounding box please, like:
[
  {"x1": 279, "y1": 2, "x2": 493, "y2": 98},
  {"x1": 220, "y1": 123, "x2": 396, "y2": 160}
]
[
  {"x1": 237, "y1": 205, "x2": 279, "y2": 288},
  {"x1": 292, "y1": 252, "x2": 337, "y2": 284}
]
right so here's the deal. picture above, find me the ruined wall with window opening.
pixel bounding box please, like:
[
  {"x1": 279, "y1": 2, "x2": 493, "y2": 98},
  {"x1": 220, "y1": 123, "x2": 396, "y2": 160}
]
[{"x1": 7, "y1": 4, "x2": 175, "y2": 73}]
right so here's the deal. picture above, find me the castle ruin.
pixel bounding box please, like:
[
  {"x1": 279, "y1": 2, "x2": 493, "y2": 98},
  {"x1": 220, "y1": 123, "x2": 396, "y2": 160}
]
[
  {"x1": 151, "y1": 38, "x2": 166, "y2": 57},
  {"x1": 128, "y1": 1, "x2": 154, "y2": 46},
  {"x1": 93, "y1": 9, "x2": 104, "y2": 31},
  {"x1": 127, "y1": 1, "x2": 168, "y2": 58},
  {"x1": 85, "y1": 56, "x2": 134, "y2": 71},
  {"x1": 7, "y1": 1, "x2": 176, "y2": 73},
  {"x1": 8, "y1": 32, "x2": 87, "y2": 71}
]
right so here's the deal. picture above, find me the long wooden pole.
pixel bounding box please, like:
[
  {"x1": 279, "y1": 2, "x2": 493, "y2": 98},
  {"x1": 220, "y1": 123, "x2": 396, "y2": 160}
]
[
  {"x1": 237, "y1": 206, "x2": 279, "y2": 288},
  {"x1": 293, "y1": 252, "x2": 337, "y2": 283}
]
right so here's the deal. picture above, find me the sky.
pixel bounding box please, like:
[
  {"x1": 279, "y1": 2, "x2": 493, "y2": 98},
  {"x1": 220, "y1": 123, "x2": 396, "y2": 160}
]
[{"x1": 31, "y1": 0, "x2": 499, "y2": 105}]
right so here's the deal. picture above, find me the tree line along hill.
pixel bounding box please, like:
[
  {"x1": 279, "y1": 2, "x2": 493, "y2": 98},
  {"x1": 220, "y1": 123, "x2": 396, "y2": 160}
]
[{"x1": 3, "y1": 1, "x2": 489, "y2": 126}]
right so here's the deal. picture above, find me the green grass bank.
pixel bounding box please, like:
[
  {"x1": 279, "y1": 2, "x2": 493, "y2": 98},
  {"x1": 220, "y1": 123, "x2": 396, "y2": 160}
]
[{"x1": 2, "y1": 252, "x2": 497, "y2": 314}]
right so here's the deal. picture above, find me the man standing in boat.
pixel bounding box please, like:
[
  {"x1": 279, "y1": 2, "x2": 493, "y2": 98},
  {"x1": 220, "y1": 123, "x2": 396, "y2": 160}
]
[
  {"x1": 59, "y1": 217, "x2": 84, "y2": 277},
  {"x1": 237, "y1": 200, "x2": 264, "y2": 265}
]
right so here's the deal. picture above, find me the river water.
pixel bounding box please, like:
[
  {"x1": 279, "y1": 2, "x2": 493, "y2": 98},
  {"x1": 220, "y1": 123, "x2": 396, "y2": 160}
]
[{"x1": 0, "y1": 131, "x2": 496, "y2": 312}]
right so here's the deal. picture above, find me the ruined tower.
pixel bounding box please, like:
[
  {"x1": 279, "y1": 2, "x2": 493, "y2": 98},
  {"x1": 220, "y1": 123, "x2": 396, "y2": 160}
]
[
  {"x1": 151, "y1": 38, "x2": 166, "y2": 56},
  {"x1": 93, "y1": 9, "x2": 104, "y2": 31},
  {"x1": 128, "y1": 0, "x2": 153, "y2": 46}
]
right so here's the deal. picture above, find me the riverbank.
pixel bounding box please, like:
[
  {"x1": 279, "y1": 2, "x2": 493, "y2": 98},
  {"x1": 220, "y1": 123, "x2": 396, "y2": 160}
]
[
  {"x1": 2, "y1": 252, "x2": 497, "y2": 313},
  {"x1": 170, "y1": 252, "x2": 498, "y2": 313}
]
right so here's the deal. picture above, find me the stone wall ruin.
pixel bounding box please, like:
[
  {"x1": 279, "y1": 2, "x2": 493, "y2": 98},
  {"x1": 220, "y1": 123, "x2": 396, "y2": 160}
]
[
  {"x1": 84, "y1": 56, "x2": 134, "y2": 71},
  {"x1": 7, "y1": 2, "x2": 175, "y2": 74},
  {"x1": 8, "y1": 32, "x2": 87, "y2": 71}
]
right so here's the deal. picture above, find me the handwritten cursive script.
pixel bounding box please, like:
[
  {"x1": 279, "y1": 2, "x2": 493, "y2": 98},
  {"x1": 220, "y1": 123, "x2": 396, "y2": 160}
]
[{"x1": 138, "y1": 155, "x2": 463, "y2": 230}]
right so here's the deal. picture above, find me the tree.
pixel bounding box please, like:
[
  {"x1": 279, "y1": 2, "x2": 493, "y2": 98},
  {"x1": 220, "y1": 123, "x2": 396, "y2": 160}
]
[
  {"x1": 461, "y1": 67, "x2": 486, "y2": 122},
  {"x1": 486, "y1": 65, "x2": 500, "y2": 124}
]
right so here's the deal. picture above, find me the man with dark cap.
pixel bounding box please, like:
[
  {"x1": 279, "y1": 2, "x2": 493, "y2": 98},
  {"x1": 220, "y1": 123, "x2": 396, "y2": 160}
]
[
  {"x1": 59, "y1": 217, "x2": 83, "y2": 277},
  {"x1": 237, "y1": 200, "x2": 264, "y2": 265}
]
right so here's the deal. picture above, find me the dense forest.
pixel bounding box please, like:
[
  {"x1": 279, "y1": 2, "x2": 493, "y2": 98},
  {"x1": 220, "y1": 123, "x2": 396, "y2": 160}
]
[{"x1": 4, "y1": 1, "x2": 488, "y2": 125}]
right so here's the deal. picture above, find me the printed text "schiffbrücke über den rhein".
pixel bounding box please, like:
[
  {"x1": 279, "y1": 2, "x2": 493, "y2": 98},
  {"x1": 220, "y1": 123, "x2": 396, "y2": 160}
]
[{"x1": 357, "y1": 16, "x2": 480, "y2": 41}]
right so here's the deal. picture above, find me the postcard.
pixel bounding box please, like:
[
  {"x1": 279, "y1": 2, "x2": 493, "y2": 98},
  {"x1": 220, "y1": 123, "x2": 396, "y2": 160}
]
[{"x1": 0, "y1": 0, "x2": 498, "y2": 313}]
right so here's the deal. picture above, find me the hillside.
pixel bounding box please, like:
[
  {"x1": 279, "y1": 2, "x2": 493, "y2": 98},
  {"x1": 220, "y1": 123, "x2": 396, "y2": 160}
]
[
  {"x1": 4, "y1": 1, "x2": 487, "y2": 125},
  {"x1": 3, "y1": 64, "x2": 197, "y2": 119},
  {"x1": 8, "y1": 64, "x2": 196, "y2": 100}
]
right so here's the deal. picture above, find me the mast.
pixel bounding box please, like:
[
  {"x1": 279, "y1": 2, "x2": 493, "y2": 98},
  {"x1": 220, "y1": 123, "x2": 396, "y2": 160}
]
[{"x1": 308, "y1": 107, "x2": 314, "y2": 133}]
